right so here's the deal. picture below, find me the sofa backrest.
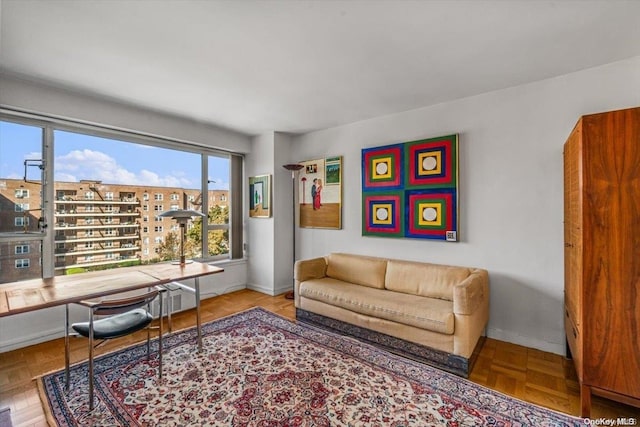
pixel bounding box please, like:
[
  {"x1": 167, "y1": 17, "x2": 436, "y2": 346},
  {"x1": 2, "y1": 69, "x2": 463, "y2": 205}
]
[
  {"x1": 326, "y1": 253, "x2": 387, "y2": 289},
  {"x1": 385, "y1": 259, "x2": 471, "y2": 300}
]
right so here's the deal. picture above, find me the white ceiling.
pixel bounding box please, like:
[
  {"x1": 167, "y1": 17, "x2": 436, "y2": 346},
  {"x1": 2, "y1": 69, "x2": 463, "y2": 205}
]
[{"x1": 2, "y1": 0, "x2": 640, "y2": 136}]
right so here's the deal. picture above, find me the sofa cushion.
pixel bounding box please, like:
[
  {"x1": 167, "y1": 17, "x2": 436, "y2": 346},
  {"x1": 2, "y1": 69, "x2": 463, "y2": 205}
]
[
  {"x1": 299, "y1": 278, "x2": 454, "y2": 334},
  {"x1": 326, "y1": 253, "x2": 387, "y2": 289},
  {"x1": 385, "y1": 260, "x2": 471, "y2": 300}
]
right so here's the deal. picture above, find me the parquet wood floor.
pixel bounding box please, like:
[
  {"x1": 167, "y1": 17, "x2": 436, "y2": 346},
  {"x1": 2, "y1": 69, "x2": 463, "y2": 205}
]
[{"x1": 1, "y1": 289, "x2": 638, "y2": 426}]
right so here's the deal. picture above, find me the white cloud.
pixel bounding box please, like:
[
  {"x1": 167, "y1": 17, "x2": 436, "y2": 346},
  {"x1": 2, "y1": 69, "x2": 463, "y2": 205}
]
[
  {"x1": 56, "y1": 172, "x2": 78, "y2": 182},
  {"x1": 54, "y1": 149, "x2": 194, "y2": 187},
  {"x1": 138, "y1": 169, "x2": 191, "y2": 187},
  {"x1": 24, "y1": 151, "x2": 43, "y2": 160},
  {"x1": 208, "y1": 177, "x2": 230, "y2": 190},
  {"x1": 56, "y1": 149, "x2": 114, "y2": 173}
]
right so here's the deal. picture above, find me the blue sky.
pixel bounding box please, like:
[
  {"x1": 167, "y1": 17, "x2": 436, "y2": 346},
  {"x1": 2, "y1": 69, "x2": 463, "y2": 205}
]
[{"x1": 0, "y1": 121, "x2": 229, "y2": 190}]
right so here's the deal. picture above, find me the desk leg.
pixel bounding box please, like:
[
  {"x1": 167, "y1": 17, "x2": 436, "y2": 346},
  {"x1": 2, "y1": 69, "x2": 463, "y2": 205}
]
[
  {"x1": 196, "y1": 277, "x2": 202, "y2": 352},
  {"x1": 64, "y1": 304, "x2": 70, "y2": 392}
]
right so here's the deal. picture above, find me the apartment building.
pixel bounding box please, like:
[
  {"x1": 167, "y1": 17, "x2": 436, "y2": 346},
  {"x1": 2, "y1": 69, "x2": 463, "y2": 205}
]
[{"x1": 0, "y1": 178, "x2": 228, "y2": 283}]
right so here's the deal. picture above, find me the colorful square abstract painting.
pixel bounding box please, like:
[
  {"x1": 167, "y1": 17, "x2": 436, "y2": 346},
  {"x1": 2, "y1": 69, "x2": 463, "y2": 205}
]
[
  {"x1": 362, "y1": 143, "x2": 404, "y2": 190},
  {"x1": 362, "y1": 134, "x2": 459, "y2": 241},
  {"x1": 362, "y1": 191, "x2": 404, "y2": 237}
]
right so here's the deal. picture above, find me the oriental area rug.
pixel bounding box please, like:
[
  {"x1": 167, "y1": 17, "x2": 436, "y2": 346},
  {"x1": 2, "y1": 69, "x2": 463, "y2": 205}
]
[{"x1": 39, "y1": 307, "x2": 582, "y2": 426}]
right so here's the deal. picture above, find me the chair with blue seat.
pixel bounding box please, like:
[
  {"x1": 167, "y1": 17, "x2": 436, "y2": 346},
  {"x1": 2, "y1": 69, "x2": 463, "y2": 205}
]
[{"x1": 64, "y1": 288, "x2": 163, "y2": 410}]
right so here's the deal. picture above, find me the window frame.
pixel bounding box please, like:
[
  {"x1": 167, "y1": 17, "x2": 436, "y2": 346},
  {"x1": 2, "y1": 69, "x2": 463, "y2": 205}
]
[
  {"x1": 14, "y1": 189, "x2": 29, "y2": 198},
  {"x1": 1, "y1": 110, "x2": 243, "y2": 281},
  {"x1": 15, "y1": 217, "x2": 30, "y2": 227},
  {"x1": 15, "y1": 244, "x2": 30, "y2": 254},
  {"x1": 15, "y1": 259, "x2": 30, "y2": 269}
]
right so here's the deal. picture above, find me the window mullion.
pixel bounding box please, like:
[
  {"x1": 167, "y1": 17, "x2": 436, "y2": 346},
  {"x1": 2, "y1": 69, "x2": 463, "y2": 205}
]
[
  {"x1": 42, "y1": 125, "x2": 55, "y2": 278},
  {"x1": 201, "y1": 154, "x2": 208, "y2": 259}
]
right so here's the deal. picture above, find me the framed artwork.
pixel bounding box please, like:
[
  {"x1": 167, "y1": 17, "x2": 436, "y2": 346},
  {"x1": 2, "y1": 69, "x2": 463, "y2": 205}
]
[
  {"x1": 362, "y1": 134, "x2": 459, "y2": 241},
  {"x1": 299, "y1": 156, "x2": 342, "y2": 229},
  {"x1": 249, "y1": 174, "x2": 271, "y2": 218}
]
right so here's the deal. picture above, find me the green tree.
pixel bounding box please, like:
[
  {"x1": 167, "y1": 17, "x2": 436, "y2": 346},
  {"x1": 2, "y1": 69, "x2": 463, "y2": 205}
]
[
  {"x1": 156, "y1": 231, "x2": 181, "y2": 261},
  {"x1": 187, "y1": 205, "x2": 229, "y2": 257}
]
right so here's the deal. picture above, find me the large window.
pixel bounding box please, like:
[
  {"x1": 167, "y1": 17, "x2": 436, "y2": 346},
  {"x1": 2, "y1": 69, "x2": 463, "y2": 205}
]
[
  {"x1": 202, "y1": 155, "x2": 232, "y2": 257},
  {"x1": 0, "y1": 121, "x2": 45, "y2": 283},
  {"x1": 1, "y1": 115, "x2": 242, "y2": 283}
]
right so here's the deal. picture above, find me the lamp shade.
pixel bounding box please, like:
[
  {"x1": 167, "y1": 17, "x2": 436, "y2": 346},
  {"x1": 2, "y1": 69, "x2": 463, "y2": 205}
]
[
  {"x1": 158, "y1": 209, "x2": 206, "y2": 219},
  {"x1": 283, "y1": 164, "x2": 304, "y2": 171}
]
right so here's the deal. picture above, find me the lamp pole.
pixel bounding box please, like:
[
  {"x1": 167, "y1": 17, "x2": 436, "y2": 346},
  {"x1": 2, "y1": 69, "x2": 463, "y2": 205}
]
[
  {"x1": 179, "y1": 220, "x2": 186, "y2": 265},
  {"x1": 158, "y1": 209, "x2": 206, "y2": 265},
  {"x1": 282, "y1": 164, "x2": 304, "y2": 300}
]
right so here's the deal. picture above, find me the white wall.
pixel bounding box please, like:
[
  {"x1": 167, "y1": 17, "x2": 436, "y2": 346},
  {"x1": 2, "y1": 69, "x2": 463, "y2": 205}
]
[
  {"x1": 290, "y1": 56, "x2": 640, "y2": 355},
  {"x1": 0, "y1": 72, "x2": 251, "y2": 153},
  {"x1": 245, "y1": 132, "x2": 296, "y2": 295},
  {"x1": 246, "y1": 132, "x2": 276, "y2": 293}
]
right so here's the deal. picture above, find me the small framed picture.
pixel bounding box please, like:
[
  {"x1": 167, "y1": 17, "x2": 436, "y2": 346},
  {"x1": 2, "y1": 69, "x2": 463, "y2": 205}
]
[{"x1": 249, "y1": 174, "x2": 271, "y2": 218}]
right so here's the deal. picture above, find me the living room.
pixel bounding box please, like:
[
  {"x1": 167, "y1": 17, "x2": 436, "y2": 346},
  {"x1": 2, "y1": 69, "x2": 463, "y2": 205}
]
[{"x1": 1, "y1": 1, "x2": 639, "y2": 425}]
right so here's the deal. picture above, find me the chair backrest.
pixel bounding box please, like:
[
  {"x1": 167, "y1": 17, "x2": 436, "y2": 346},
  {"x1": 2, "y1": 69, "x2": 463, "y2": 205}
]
[{"x1": 92, "y1": 289, "x2": 159, "y2": 316}]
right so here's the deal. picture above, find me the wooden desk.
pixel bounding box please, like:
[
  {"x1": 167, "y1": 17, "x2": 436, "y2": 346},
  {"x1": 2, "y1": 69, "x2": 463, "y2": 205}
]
[
  {"x1": 137, "y1": 262, "x2": 224, "y2": 351},
  {"x1": 0, "y1": 261, "x2": 223, "y2": 350}
]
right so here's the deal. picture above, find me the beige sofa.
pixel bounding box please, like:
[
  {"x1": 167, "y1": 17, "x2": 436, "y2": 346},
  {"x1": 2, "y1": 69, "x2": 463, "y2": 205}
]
[{"x1": 294, "y1": 253, "x2": 489, "y2": 377}]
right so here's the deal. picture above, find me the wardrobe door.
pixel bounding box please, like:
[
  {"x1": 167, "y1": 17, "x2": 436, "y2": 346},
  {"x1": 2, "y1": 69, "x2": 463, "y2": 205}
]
[
  {"x1": 581, "y1": 109, "x2": 640, "y2": 398},
  {"x1": 563, "y1": 122, "x2": 583, "y2": 375}
]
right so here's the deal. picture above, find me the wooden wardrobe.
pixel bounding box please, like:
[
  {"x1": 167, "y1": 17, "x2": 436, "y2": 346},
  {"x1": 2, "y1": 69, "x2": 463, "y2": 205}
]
[{"x1": 563, "y1": 106, "x2": 640, "y2": 417}]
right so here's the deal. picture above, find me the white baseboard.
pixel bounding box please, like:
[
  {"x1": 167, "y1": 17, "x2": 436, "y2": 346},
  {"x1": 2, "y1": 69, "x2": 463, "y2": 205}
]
[
  {"x1": 1, "y1": 327, "x2": 63, "y2": 353},
  {"x1": 246, "y1": 282, "x2": 292, "y2": 296},
  {"x1": 200, "y1": 284, "x2": 247, "y2": 300},
  {"x1": 246, "y1": 282, "x2": 276, "y2": 296}
]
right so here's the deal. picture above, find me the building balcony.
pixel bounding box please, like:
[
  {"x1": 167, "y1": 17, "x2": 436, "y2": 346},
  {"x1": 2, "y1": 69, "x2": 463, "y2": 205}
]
[
  {"x1": 55, "y1": 211, "x2": 140, "y2": 217},
  {"x1": 54, "y1": 246, "x2": 141, "y2": 257},
  {"x1": 55, "y1": 198, "x2": 140, "y2": 204},
  {"x1": 54, "y1": 223, "x2": 140, "y2": 230},
  {"x1": 54, "y1": 255, "x2": 140, "y2": 271},
  {"x1": 54, "y1": 234, "x2": 139, "y2": 243}
]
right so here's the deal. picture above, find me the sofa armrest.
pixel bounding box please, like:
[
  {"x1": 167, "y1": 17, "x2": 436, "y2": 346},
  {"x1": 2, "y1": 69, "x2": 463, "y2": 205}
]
[
  {"x1": 453, "y1": 269, "x2": 489, "y2": 315},
  {"x1": 295, "y1": 257, "x2": 328, "y2": 283},
  {"x1": 294, "y1": 257, "x2": 328, "y2": 308}
]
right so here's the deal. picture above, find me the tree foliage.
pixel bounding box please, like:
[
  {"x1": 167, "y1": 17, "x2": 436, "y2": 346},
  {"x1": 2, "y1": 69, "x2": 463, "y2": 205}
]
[
  {"x1": 156, "y1": 231, "x2": 181, "y2": 261},
  {"x1": 186, "y1": 205, "x2": 229, "y2": 257}
]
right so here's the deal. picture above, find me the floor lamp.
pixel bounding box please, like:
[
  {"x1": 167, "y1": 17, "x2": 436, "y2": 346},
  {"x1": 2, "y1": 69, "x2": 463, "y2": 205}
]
[
  {"x1": 282, "y1": 164, "x2": 304, "y2": 300},
  {"x1": 158, "y1": 209, "x2": 206, "y2": 265}
]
